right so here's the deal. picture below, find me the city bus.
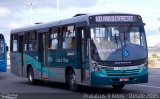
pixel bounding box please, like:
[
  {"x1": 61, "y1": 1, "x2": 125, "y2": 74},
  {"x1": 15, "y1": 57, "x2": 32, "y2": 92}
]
[
  {"x1": 0, "y1": 33, "x2": 8, "y2": 72},
  {"x1": 10, "y1": 13, "x2": 148, "y2": 91}
]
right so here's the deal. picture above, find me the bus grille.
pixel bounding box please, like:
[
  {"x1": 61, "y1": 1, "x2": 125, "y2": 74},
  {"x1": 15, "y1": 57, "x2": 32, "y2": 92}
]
[{"x1": 105, "y1": 69, "x2": 140, "y2": 76}]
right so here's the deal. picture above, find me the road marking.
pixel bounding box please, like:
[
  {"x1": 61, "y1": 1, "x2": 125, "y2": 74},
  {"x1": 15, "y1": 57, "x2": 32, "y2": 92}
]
[{"x1": 136, "y1": 84, "x2": 160, "y2": 89}]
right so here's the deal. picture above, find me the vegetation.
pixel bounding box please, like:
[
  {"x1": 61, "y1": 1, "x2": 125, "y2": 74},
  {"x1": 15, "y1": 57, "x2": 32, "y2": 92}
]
[{"x1": 148, "y1": 54, "x2": 160, "y2": 68}]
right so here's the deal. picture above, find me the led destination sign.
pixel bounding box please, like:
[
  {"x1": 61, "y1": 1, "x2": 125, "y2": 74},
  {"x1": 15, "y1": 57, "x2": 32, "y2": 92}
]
[
  {"x1": 95, "y1": 16, "x2": 134, "y2": 22},
  {"x1": 89, "y1": 15, "x2": 139, "y2": 23}
]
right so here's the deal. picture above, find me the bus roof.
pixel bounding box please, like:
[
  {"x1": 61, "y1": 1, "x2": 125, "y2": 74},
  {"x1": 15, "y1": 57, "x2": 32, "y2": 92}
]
[
  {"x1": 11, "y1": 15, "x2": 89, "y2": 33},
  {"x1": 11, "y1": 13, "x2": 142, "y2": 34}
]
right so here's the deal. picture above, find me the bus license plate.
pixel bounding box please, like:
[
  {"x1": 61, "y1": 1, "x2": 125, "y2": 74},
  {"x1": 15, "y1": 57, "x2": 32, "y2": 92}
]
[{"x1": 120, "y1": 78, "x2": 129, "y2": 82}]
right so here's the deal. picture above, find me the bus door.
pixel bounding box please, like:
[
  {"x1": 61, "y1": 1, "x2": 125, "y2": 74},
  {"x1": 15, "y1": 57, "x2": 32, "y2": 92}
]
[
  {"x1": 18, "y1": 35, "x2": 24, "y2": 76},
  {"x1": 77, "y1": 27, "x2": 90, "y2": 83},
  {"x1": 38, "y1": 33, "x2": 48, "y2": 79}
]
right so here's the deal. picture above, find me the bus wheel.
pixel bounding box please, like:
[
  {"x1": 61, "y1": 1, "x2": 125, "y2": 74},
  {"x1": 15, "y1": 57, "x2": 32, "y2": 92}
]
[
  {"x1": 112, "y1": 84, "x2": 125, "y2": 90},
  {"x1": 28, "y1": 67, "x2": 36, "y2": 85},
  {"x1": 68, "y1": 70, "x2": 78, "y2": 91}
]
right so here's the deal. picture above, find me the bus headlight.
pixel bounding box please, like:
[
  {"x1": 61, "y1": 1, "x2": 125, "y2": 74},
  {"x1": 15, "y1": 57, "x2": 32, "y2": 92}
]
[
  {"x1": 139, "y1": 60, "x2": 148, "y2": 69},
  {"x1": 144, "y1": 59, "x2": 148, "y2": 69},
  {"x1": 92, "y1": 60, "x2": 102, "y2": 73}
]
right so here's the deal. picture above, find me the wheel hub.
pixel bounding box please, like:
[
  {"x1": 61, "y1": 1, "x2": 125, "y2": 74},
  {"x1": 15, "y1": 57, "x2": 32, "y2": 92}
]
[
  {"x1": 29, "y1": 73, "x2": 33, "y2": 82},
  {"x1": 70, "y1": 74, "x2": 76, "y2": 86}
]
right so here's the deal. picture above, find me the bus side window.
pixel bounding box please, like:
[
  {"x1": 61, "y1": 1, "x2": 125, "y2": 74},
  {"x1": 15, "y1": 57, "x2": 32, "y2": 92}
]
[
  {"x1": 48, "y1": 28, "x2": 59, "y2": 49},
  {"x1": 28, "y1": 31, "x2": 37, "y2": 51},
  {"x1": 62, "y1": 27, "x2": 67, "y2": 49},
  {"x1": 62, "y1": 25, "x2": 75, "y2": 49},
  {"x1": 24, "y1": 33, "x2": 27, "y2": 51},
  {"x1": 70, "y1": 37, "x2": 75, "y2": 49},
  {"x1": 11, "y1": 34, "x2": 18, "y2": 52},
  {"x1": 32, "y1": 32, "x2": 37, "y2": 50}
]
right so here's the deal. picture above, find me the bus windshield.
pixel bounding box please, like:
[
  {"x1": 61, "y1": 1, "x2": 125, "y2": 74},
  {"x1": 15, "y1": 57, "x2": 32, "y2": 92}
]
[
  {"x1": 0, "y1": 39, "x2": 4, "y2": 59},
  {"x1": 90, "y1": 25, "x2": 147, "y2": 61}
]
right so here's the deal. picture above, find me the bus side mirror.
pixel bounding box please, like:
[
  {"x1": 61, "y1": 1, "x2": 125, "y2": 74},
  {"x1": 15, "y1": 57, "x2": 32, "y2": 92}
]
[{"x1": 6, "y1": 46, "x2": 8, "y2": 51}]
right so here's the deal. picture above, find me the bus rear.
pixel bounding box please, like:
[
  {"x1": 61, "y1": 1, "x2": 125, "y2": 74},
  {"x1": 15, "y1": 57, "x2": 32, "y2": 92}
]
[
  {"x1": 0, "y1": 34, "x2": 7, "y2": 72},
  {"x1": 88, "y1": 14, "x2": 148, "y2": 89}
]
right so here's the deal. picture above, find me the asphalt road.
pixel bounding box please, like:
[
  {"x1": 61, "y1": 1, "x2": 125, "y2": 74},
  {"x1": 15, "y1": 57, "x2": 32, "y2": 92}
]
[{"x1": 0, "y1": 68, "x2": 160, "y2": 99}]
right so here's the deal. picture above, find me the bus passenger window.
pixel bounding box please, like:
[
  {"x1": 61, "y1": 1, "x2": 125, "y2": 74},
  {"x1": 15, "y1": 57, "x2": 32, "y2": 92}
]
[
  {"x1": 29, "y1": 44, "x2": 32, "y2": 50},
  {"x1": 49, "y1": 34, "x2": 58, "y2": 49},
  {"x1": 13, "y1": 40, "x2": 18, "y2": 51},
  {"x1": 28, "y1": 31, "x2": 37, "y2": 51},
  {"x1": 12, "y1": 35, "x2": 18, "y2": 51},
  {"x1": 62, "y1": 25, "x2": 75, "y2": 49},
  {"x1": 24, "y1": 44, "x2": 27, "y2": 51},
  {"x1": 24, "y1": 33, "x2": 27, "y2": 51},
  {"x1": 70, "y1": 37, "x2": 75, "y2": 48},
  {"x1": 48, "y1": 28, "x2": 59, "y2": 49}
]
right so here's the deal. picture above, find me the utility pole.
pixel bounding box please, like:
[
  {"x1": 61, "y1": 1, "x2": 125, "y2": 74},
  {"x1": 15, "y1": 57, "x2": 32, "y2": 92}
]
[{"x1": 25, "y1": 0, "x2": 37, "y2": 24}]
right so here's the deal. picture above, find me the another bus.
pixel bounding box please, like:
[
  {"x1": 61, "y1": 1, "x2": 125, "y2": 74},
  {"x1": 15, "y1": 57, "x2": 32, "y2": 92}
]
[
  {"x1": 10, "y1": 13, "x2": 148, "y2": 91},
  {"x1": 0, "y1": 33, "x2": 8, "y2": 72}
]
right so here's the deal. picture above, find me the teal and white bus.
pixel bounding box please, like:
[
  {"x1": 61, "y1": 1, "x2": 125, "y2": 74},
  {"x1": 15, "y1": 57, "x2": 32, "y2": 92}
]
[{"x1": 10, "y1": 13, "x2": 148, "y2": 91}]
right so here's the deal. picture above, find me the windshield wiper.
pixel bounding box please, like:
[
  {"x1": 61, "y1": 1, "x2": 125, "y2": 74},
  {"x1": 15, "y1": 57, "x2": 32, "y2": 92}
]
[
  {"x1": 114, "y1": 34, "x2": 118, "y2": 47},
  {"x1": 123, "y1": 32, "x2": 126, "y2": 46},
  {"x1": 127, "y1": 24, "x2": 133, "y2": 32},
  {"x1": 124, "y1": 24, "x2": 133, "y2": 46}
]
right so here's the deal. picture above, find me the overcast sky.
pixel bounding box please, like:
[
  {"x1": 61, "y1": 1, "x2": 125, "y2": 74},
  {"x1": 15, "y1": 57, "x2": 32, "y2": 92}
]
[{"x1": 0, "y1": 0, "x2": 160, "y2": 46}]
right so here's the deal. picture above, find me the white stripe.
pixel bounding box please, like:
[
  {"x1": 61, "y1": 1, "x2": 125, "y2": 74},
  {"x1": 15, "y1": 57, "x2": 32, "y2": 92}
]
[{"x1": 136, "y1": 84, "x2": 160, "y2": 89}]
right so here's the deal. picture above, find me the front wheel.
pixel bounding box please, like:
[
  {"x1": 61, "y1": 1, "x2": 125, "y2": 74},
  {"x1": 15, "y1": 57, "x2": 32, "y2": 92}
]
[
  {"x1": 68, "y1": 70, "x2": 78, "y2": 91},
  {"x1": 112, "y1": 84, "x2": 125, "y2": 90}
]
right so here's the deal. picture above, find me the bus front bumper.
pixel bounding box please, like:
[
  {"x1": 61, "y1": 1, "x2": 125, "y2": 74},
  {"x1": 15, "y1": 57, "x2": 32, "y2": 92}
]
[{"x1": 91, "y1": 70, "x2": 148, "y2": 86}]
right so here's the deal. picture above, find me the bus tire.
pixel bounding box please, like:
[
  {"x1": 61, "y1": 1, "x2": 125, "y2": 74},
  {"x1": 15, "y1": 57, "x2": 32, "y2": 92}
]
[
  {"x1": 68, "y1": 69, "x2": 78, "y2": 91},
  {"x1": 27, "y1": 67, "x2": 36, "y2": 85},
  {"x1": 112, "y1": 84, "x2": 125, "y2": 90}
]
